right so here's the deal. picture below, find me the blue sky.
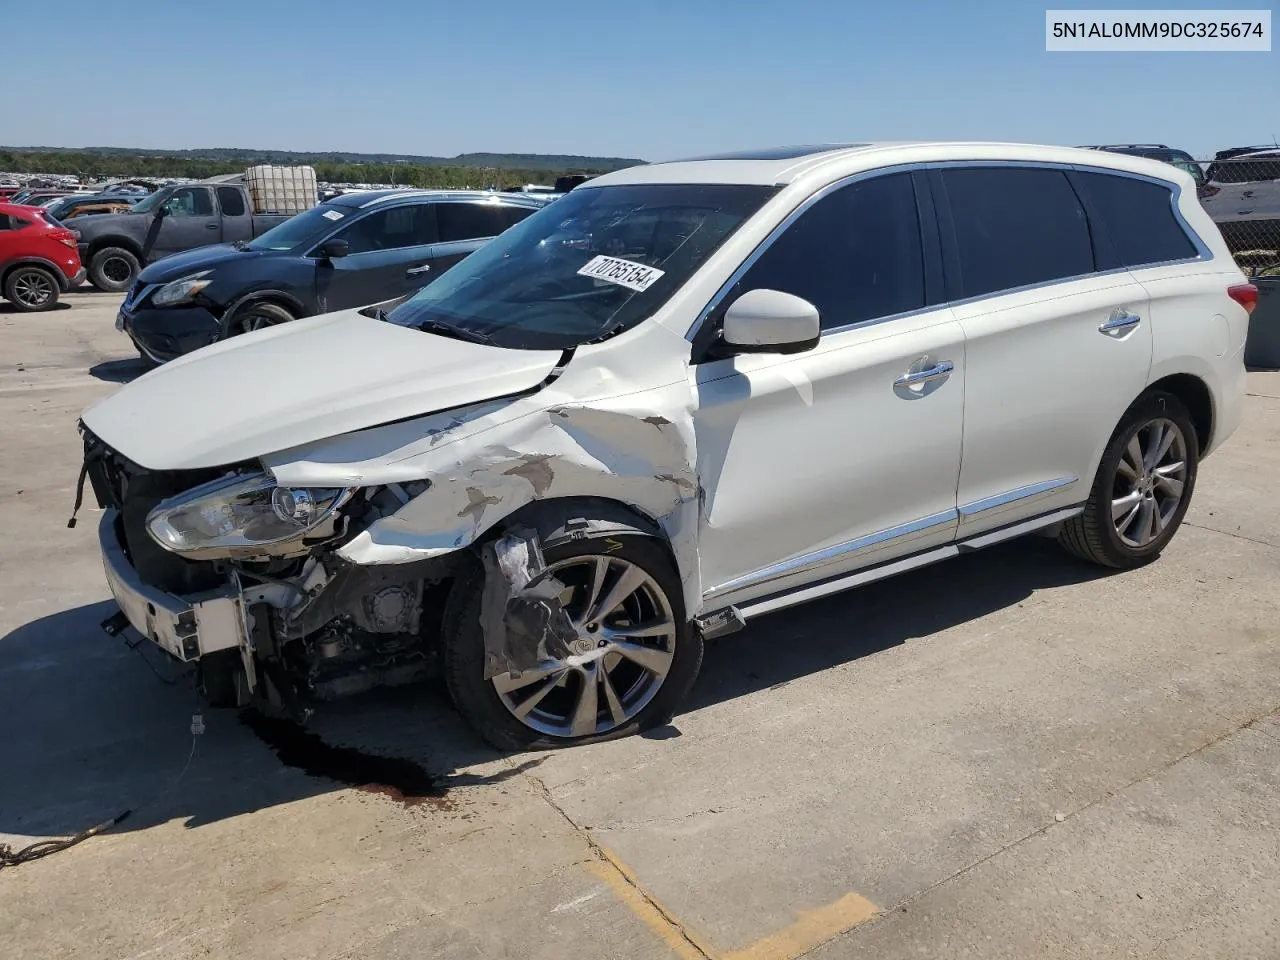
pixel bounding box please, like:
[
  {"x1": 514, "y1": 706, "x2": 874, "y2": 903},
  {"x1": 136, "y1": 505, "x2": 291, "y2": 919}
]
[{"x1": 2, "y1": 0, "x2": 1274, "y2": 160}]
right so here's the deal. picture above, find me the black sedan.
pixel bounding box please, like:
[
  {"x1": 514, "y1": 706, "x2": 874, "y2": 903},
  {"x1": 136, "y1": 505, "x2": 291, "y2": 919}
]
[{"x1": 117, "y1": 189, "x2": 551, "y2": 363}]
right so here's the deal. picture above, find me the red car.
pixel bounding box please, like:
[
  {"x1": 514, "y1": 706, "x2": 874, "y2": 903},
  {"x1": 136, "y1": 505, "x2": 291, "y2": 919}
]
[{"x1": 0, "y1": 202, "x2": 85, "y2": 312}]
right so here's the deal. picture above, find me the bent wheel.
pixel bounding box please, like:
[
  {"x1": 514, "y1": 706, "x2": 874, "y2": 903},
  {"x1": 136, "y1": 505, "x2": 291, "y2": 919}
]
[{"x1": 443, "y1": 530, "x2": 702, "y2": 750}]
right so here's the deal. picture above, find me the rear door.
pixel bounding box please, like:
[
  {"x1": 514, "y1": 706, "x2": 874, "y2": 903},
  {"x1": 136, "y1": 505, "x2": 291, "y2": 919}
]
[
  {"x1": 935, "y1": 165, "x2": 1152, "y2": 537},
  {"x1": 150, "y1": 186, "x2": 220, "y2": 259},
  {"x1": 216, "y1": 186, "x2": 253, "y2": 244},
  {"x1": 429, "y1": 201, "x2": 534, "y2": 273},
  {"x1": 315, "y1": 201, "x2": 439, "y2": 312}
]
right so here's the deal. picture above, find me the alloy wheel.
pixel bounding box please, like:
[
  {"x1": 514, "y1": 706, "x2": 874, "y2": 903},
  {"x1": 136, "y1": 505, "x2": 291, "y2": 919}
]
[
  {"x1": 1110, "y1": 417, "x2": 1188, "y2": 548},
  {"x1": 492, "y1": 555, "x2": 677, "y2": 738},
  {"x1": 240, "y1": 313, "x2": 279, "y2": 333},
  {"x1": 13, "y1": 270, "x2": 53, "y2": 308}
]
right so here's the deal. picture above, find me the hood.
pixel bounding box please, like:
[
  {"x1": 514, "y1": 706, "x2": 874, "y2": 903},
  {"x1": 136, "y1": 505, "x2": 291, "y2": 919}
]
[
  {"x1": 137, "y1": 243, "x2": 266, "y2": 283},
  {"x1": 82, "y1": 308, "x2": 563, "y2": 471}
]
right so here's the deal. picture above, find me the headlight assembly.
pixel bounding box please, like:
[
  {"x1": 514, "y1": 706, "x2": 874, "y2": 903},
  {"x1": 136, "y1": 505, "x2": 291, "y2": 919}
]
[
  {"x1": 151, "y1": 270, "x2": 213, "y2": 307},
  {"x1": 146, "y1": 472, "x2": 355, "y2": 558}
]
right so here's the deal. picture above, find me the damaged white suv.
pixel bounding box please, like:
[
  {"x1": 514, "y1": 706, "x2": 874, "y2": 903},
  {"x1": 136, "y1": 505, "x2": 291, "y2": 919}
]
[{"x1": 79, "y1": 143, "x2": 1253, "y2": 748}]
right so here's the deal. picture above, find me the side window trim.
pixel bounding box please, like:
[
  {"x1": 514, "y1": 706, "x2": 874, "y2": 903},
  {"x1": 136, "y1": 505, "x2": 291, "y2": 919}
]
[{"x1": 687, "y1": 164, "x2": 943, "y2": 356}]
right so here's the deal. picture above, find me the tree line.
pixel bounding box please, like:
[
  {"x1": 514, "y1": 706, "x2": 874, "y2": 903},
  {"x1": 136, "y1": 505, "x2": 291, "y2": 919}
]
[{"x1": 0, "y1": 149, "x2": 610, "y2": 189}]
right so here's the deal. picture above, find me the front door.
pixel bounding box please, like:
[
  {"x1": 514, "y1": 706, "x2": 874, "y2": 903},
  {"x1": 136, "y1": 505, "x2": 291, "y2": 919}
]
[
  {"x1": 933, "y1": 166, "x2": 1153, "y2": 537},
  {"x1": 315, "y1": 201, "x2": 439, "y2": 313},
  {"x1": 691, "y1": 172, "x2": 966, "y2": 608},
  {"x1": 150, "y1": 186, "x2": 220, "y2": 260}
]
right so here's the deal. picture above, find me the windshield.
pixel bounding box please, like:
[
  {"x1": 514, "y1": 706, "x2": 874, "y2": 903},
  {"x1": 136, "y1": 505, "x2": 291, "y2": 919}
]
[
  {"x1": 248, "y1": 203, "x2": 349, "y2": 252},
  {"x1": 383, "y1": 183, "x2": 776, "y2": 350},
  {"x1": 130, "y1": 190, "x2": 167, "y2": 214}
]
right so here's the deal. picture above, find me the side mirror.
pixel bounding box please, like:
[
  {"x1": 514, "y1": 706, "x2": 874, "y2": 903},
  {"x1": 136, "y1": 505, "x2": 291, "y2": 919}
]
[
  {"x1": 318, "y1": 238, "x2": 349, "y2": 260},
  {"x1": 720, "y1": 288, "x2": 820, "y2": 355},
  {"x1": 155, "y1": 202, "x2": 170, "y2": 219}
]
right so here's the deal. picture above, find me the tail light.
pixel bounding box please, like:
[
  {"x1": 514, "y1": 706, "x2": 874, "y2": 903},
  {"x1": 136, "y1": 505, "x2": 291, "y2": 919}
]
[
  {"x1": 50, "y1": 227, "x2": 78, "y2": 249},
  {"x1": 1228, "y1": 283, "x2": 1258, "y2": 315}
]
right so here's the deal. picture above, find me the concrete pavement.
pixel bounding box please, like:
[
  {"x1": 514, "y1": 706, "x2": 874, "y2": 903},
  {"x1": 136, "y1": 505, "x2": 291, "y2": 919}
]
[{"x1": 1, "y1": 291, "x2": 1277, "y2": 959}]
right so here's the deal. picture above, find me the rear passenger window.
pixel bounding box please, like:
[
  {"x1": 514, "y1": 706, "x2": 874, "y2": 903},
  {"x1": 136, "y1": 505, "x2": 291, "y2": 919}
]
[
  {"x1": 217, "y1": 187, "x2": 246, "y2": 217},
  {"x1": 941, "y1": 167, "x2": 1093, "y2": 298},
  {"x1": 339, "y1": 203, "x2": 438, "y2": 254},
  {"x1": 725, "y1": 172, "x2": 925, "y2": 331},
  {"x1": 436, "y1": 203, "x2": 507, "y2": 242},
  {"x1": 499, "y1": 205, "x2": 538, "y2": 230},
  {"x1": 1071, "y1": 171, "x2": 1198, "y2": 268}
]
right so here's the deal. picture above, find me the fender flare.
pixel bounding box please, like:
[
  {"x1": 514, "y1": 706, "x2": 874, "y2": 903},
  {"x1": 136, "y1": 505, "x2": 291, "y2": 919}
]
[
  {"x1": 0, "y1": 256, "x2": 71, "y2": 291},
  {"x1": 85, "y1": 235, "x2": 145, "y2": 262}
]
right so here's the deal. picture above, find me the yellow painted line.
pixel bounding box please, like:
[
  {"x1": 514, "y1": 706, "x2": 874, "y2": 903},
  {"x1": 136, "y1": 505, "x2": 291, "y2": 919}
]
[
  {"x1": 586, "y1": 853, "x2": 713, "y2": 960},
  {"x1": 722, "y1": 891, "x2": 879, "y2": 960},
  {"x1": 586, "y1": 842, "x2": 879, "y2": 960}
]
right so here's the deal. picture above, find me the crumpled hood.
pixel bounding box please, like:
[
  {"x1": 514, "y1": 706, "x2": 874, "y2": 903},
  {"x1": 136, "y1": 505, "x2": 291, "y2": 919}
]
[
  {"x1": 137, "y1": 243, "x2": 263, "y2": 283},
  {"x1": 82, "y1": 308, "x2": 562, "y2": 470}
]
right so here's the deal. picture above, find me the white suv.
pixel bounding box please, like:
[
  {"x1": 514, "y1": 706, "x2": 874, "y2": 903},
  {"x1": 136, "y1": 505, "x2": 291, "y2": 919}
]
[{"x1": 79, "y1": 142, "x2": 1254, "y2": 748}]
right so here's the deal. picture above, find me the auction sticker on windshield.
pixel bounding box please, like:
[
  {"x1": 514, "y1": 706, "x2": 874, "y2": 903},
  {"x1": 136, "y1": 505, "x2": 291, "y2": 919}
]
[{"x1": 577, "y1": 255, "x2": 665, "y2": 293}]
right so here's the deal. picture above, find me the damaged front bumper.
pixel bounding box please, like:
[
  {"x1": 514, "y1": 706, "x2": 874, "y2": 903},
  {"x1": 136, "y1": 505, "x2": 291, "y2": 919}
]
[{"x1": 99, "y1": 509, "x2": 245, "y2": 662}]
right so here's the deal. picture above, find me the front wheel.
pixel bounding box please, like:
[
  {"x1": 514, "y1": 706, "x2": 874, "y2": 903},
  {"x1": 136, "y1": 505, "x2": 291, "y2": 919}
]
[
  {"x1": 442, "y1": 529, "x2": 702, "y2": 750},
  {"x1": 223, "y1": 300, "x2": 295, "y2": 339},
  {"x1": 4, "y1": 266, "x2": 60, "y2": 312},
  {"x1": 1059, "y1": 391, "x2": 1199, "y2": 569}
]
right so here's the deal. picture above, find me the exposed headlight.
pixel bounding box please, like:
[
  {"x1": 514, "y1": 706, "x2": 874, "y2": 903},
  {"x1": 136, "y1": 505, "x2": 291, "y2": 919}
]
[
  {"x1": 146, "y1": 472, "x2": 355, "y2": 558},
  {"x1": 151, "y1": 270, "x2": 213, "y2": 307}
]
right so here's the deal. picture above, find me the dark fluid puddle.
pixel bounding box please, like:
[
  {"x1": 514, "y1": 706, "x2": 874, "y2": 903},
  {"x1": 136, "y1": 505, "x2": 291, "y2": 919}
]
[{"x1": 241, "y1": 710, "x2": 454, "y2": 809}]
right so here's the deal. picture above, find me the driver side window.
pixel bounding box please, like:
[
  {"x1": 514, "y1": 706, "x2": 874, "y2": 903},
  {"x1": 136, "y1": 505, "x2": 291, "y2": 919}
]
[
  {"x1": 721, "y1": 173, "x2": 925, "y2": 332},
  {"x1": 164, "y1": 187, "x2": 213, "y2": 217}
]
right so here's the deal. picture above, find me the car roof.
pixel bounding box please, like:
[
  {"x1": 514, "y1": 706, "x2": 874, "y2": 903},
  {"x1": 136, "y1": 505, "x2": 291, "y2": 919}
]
[
  {"x1": 327, "y1": 189, "x2": 554, "y2": 210},
  {"x1": 584, "y1": 141, "x2": 1193, "y2": 189}
]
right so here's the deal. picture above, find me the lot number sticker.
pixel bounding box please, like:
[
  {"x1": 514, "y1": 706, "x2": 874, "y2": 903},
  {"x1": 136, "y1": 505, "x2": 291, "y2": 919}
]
[{"x1": 577, "y1": 255, "x2": 665, "y2": 293}]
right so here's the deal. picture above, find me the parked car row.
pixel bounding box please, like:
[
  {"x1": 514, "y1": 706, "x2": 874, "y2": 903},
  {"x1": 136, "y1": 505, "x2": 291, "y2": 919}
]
[{"x1": 77, "y1": 142, "x2": 1254, "y2": 749}]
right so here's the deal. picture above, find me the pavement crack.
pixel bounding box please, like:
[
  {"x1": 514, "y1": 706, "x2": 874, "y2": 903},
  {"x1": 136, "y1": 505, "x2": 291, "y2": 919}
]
[
  {"x1": 1182, "y1": 520, "x2": 1279, "y2": 550},
  {"x1": 527, "y1": 774, "x2": 716, "y2": 960}
]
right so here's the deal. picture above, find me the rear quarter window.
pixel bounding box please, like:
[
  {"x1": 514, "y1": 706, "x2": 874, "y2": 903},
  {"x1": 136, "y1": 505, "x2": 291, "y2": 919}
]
[{"x1": 1071, "y1": 171, "x2": 1198, "y2": 268}]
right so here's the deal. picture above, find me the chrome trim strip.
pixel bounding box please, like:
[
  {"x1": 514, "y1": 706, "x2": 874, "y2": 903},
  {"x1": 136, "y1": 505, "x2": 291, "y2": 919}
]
[
  {"x1": 958, "y1": 476, "x2": 1077, "y2": 519},
  {"x1": 735, "y1": 505, "x2": 1082, "y2": 621},
  {"x1": 358, "y1": 190, "x2": 547, "y2": 209},
  {"x1": 703, "y1": 508, "x2": 958, "y2": 601},
  {"x1": 686, "y1": 159, "x2": 1209, "y2": 343}
]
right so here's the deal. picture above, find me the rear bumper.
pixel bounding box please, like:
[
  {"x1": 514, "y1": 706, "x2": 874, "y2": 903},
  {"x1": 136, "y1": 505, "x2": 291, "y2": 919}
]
[
  {"x1": 99, "y1": 509, "x2": 244, "y2": 662},
  {"x1": 66, "y1": 266, "x2": 87, "y2": 290}
]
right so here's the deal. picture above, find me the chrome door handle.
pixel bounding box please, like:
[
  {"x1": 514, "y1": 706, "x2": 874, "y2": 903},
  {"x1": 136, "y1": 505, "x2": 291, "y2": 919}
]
[
  {"x1": 1099, "y1": 310, "x2": 1142, "y2": 334},
  {"x1": 406, "y1": 264, "x2": 431, "y2": 276},
  {"x1": 894, "y1": 360, "x2": 954, "y2": 388}
]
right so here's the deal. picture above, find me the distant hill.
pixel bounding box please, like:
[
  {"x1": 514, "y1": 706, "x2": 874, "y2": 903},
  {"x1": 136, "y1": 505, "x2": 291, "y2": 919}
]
[{"x1": 6, "y1": 145, "x2": 645, "y2": 172}]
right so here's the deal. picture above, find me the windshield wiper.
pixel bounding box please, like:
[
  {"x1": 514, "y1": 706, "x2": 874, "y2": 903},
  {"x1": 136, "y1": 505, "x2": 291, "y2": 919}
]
[{"x1": 362, "y1": 305, "x2": 495, "y2": 346}]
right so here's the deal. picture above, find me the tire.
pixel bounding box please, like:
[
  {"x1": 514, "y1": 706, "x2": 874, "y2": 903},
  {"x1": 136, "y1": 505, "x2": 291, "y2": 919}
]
[
  {"x1": 89, "y1": 247, "x2": 140, "y2": 292},
  {"x1": 442, "y1": 525, "x2": 702, "y2": 750},
  {"x1": 3, "y1": 266, "x2": 60, "y2": 312},
  {"x1": 1059, "y1": 391, "x2": 1199, "y2": 569},
  {"x1": 222, "y1": 300, "x2": 295, "y2": 339}
]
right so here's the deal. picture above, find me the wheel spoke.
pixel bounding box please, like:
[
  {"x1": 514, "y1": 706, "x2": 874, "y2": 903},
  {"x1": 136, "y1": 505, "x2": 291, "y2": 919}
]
[
  {"x1": 1135, "y1": 498, "x2": 1156, "y2": 544},
  {"x1": 603, "y1": 617, "x2": 674, "y2": 640},
  {"x1": 1111, "y1": 490, "x2": 1142, "y2": 522},
  {"x1": 1151, "y1": 499, "x2": 1167, "y2": 536},
  {"x1": 613, "y1": 641, "x2": 674, "y2": 678},
  {"x1": 1141, "y1": 423, "x2": 1164, "y2": 472},
  {"x1": 492, "y1": 661, "x2": 566, "y2": 694},
  {"x1": 1148, "y1": 422, "x2": 1177, "y2": 469},
  {"x1": 569, "y1": 666, "x2": 599, "y2": 737},
  {"x1": 509, "y1": 674, "x2": 563, "y2": 719},
  {"x1": 575, "y1": 556, "x2": 609, "y2": 627},
  {"x1": 600, "y1": 668, "x2": 627, "y2": 727},
  {"x1": 1124, "y1": 436, "x2": 1145, "y2": 479},
  {"x1": 1153, "y1": 463, "x2": 1185, "y2": 499},
  {"x1": 588, "y1": 562, "x2": 647, "y2": 624}
]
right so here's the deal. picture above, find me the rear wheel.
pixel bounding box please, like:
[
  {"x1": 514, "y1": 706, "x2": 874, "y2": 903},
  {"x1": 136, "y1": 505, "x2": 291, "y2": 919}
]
[
  {"x1": 89, "y1": 247, "x2": 140, "y2": 292},
  {"x1": 4, "y1": 266, "x2": 59, "y2": 312},
  {"x1": 1059, "y1": 392, "x2": 1198, "y2": 568},
  {"x1": 442, "y1": 527, "x2": 702, "y2": 750}
]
